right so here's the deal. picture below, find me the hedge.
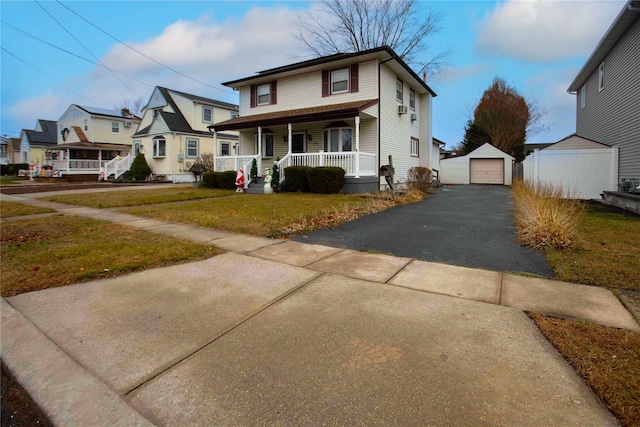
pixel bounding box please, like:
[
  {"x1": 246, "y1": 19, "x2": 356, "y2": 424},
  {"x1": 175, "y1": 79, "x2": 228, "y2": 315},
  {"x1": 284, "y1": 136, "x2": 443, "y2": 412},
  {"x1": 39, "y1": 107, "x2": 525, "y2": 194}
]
[
  {"x1": 306, "y1": 167, "x2": 345, "y2": 194},
  {"x1": 201, "y1": 171, "x2": 237, "y2": 190},
  {"x1": 202, "y1": 171, "x2": 219, "y2": 188},
  {"x1": 284, "y1": 166, "x2": 311, "y2": 192}
]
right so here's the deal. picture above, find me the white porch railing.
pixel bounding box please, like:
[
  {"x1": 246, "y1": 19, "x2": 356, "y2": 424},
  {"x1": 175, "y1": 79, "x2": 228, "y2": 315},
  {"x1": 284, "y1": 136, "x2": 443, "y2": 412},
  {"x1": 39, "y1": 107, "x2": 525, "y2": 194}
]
[
  {"x1": 214, "y1": 154, "x2": 261, "y2": 189},
  {"x1": 49, "y1": 159, "x2": 107, "y2": 172},
  {"x1": 277, "y1": 151, "x2": 377, "y2": 179},
  {"x1": 104, "y1": 155, "x2": 133, "y2": 180}
]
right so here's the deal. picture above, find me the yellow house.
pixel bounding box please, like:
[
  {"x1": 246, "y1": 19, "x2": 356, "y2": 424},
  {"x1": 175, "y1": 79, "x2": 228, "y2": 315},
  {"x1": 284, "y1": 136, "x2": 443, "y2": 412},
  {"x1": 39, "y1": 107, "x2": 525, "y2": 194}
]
[
  {"x1": 132, "y1": 87, "x2": 239, "y2": 183},
  {"x1": 18, "y1": 119, "x2": 57, "y2": 165}
]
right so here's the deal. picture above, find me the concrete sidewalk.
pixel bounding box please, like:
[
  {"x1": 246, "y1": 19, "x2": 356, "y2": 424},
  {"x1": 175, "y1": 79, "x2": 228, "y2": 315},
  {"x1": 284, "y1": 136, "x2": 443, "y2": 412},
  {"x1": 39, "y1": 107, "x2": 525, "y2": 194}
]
[{"x1": 1, "y1": 190, "x2": 638, "y2": 426}]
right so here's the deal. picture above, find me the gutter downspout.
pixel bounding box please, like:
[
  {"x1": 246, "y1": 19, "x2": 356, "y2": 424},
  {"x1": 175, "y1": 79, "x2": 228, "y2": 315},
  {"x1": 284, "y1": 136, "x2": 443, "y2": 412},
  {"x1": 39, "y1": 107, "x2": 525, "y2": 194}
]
[{"x1": 378, "y1": 54, "x2": 395, "y2": 183}]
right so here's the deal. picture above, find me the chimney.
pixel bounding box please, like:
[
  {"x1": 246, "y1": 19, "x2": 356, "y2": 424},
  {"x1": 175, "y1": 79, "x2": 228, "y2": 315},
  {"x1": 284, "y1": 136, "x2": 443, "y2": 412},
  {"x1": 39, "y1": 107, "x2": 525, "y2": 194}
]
[{"x1": 121, "y1": 108, "x2": 131, "y2": 117}]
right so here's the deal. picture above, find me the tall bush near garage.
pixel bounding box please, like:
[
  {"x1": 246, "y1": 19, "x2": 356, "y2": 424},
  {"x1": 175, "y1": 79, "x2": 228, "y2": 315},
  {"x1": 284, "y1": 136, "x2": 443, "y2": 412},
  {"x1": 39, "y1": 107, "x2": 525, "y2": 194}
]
[
  {"x1": 127, "y1": 153, "x2": 152, "y2": 181},
  {"x1": 407, "y1": 167, "x2": 433, "y2": 192}
]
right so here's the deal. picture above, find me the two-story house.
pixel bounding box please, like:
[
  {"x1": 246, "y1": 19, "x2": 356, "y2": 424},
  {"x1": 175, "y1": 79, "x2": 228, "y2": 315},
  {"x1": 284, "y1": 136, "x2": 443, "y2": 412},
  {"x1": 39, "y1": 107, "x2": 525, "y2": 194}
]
[
  {"x1": 51, "y1": 105, "x2": 141, "y2": 180},
  {"x1": 567, "y1": 0, "x2": 640, "y2": 187},
  {"x1": 209, "y1": 46, "x2": 438, "y2": 193},
  {"x1": 18, "y1": 119, "x2": 57, "y2": 165},
  {"x1": 132, "y1": 86, "x2": 239, "y2": 182}
]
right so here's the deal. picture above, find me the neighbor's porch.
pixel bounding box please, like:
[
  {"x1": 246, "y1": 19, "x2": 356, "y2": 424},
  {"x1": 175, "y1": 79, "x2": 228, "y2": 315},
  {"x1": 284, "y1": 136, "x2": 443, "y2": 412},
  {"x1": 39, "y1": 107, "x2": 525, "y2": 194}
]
[{"x1": 45, "y1": 142, "x2": 132, "y2": 179}]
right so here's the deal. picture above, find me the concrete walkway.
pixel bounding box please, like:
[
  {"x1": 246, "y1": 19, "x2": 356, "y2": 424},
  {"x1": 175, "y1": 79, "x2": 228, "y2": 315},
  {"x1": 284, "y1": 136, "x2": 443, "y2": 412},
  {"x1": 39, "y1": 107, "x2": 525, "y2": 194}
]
[{"x1": 1, "y1": 189, "x2": 638, "y2": 426}]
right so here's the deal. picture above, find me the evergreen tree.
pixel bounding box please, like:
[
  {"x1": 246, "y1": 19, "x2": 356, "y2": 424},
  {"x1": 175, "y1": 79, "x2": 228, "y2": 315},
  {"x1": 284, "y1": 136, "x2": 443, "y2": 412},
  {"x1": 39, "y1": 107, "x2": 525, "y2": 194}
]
[{"x1": 127, "y1": 153, "x2": 151, "y2": 181}]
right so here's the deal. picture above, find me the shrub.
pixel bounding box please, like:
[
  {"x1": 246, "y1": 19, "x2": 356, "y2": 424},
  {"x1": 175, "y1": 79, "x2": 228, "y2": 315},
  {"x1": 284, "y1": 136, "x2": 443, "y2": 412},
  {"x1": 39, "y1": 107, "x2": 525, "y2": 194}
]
[
  {"x1": 307, "y1": 167, "x2": 345, "y2": 194},
  {"x1": 1, "y1": 164, "x2": 10, "y2": 175},
  {"x1": 407, "y1": 166, "x2": 433, "y2": 193},
  {"x1": 284, "y1": 166, "x2": 311, "y2": 192},
  {"x1": 217, "y1": 170, "x2": 237, "y2": 190},
  {"x1": 272, "y1": 159, "x2": 280, "y2": 189},
  {"x1": 250, "y1": 159, "x2": 258, "y2": 180},
  {"x1": 9, "y1": 163, "x2": 29, "y2": 175},
  {"x1": 126, "y1": 154, "x2": 151, "y2": 181},
  {"x1": 202, "y1": 171, "x2": 219, "y2": 188},
  {"x1": 512, "y1": 179, "x2": 585, "y2": 249}
]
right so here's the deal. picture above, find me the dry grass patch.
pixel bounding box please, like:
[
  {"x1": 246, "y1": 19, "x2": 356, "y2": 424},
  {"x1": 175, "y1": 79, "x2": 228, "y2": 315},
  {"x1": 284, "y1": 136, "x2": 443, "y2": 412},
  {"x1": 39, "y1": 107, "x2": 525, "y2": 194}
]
[
  {"x1": 529, "y1": 313, "x2": 640, "y2": 427},
  {"x1": 1, "y1": 216, "x2": 221, "y2": 297},
  {"x1": 546, "y1": 203, "x2": 640, "y2": 291},
  {"x1": 43, "y1": 187, "x2": 234, "y2": 208},
  {"x1": 123, "y1": 192, "x2": 425, "y2": 237},
  {"x1": 512, "y1": 180, "x2": 585, "y2": 249},
  {"x1": 0, "y1": 201, "x2": 56, "y2": 218}
]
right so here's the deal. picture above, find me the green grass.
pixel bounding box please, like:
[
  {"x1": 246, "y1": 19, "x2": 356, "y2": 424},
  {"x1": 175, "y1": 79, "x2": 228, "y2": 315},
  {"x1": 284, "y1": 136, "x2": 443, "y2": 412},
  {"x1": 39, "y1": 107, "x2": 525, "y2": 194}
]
[
  {"x1": 0, "y1": 176, "x2": 22, "y2": 185},
  {"x1": 546, "y1": 203, "x2": 640, "y2": 291},
  {"x1": 0, "y1": 215, "x2": 222, "y2": 297},
  {"x1": 0, "y1": 201, "x2": 56, "y2": 218},
  {"x1": 122, "y1": 192, "x2": 395, "y2": 237},
  {"x1": 43, "y1": 187, "x2": 235, "y2": 208}
]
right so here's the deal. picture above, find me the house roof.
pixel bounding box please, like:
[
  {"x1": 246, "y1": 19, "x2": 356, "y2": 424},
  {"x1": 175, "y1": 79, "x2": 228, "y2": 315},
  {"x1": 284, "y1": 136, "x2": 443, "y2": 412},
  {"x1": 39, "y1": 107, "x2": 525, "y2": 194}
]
[
  {"x1": 209, "y1": 99, "x2": 379, "y2": 131},
  {"x1": 162, "y1": 87, "x2": 239, "y2": 110},
  {"x1": 9, "y1": 138, "x2": 21, "y2": 151},
  {"x1": 222, "y1": 46, "x2": 437, "y2": 97},
  {"x1": 23, "y1": 119, "x2": 57, "y2": 146},
  {"x1": 50, "y1": 141, "x2": 132, "y2": 151},
  {"x1": 75, "y1": 105, "x2": 141, "y2": 120},
  {"x1": 567, "y1": 1, "x2": 640, "y2": 92},
  {"x1": 524, "y1": 143, "x2": 554, "y2": 152}
]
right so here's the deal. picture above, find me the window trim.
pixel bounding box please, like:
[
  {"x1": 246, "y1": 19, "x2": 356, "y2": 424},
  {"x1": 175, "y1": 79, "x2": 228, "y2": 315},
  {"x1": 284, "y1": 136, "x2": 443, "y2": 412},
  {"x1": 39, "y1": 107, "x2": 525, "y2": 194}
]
[
  {"x1": 257, "y1": 83, "x2": 271, "y2": 106},
  {"x1": 396, "y1": 79, "x2": 404, "y2": 103},
  {"x1": 186, "y1": 138, "x2": 199, "y2": 158},
  {"x1": 133, "y1": 140, "x2": 142, "y2": 156},
  {"x1": 323, "y1": 126, "x2": 353, "y2": 153},
  {"x1": 111, "y1": 121, "x2": 120, "y2": 133},
  {"x1": 202, "y1": 107, "x2": 213, "y2": 123},
  {"x1": 220, "y1": 142, "x2": 230, "y2": 156},
  {"x1": 410, "y1": 137, "x2": 419, "y2": 157},
  {"x1": 330, "y1": 67, "x2": 350, "y2": 94},
  {"x1": 152, "y1": 136, "x2": 166, "y2": 158},
  {"x1": 598, "y1": 62, "x2": 605, "y2": 91},
  {"x1": 409, "y1": 89, "x2": 416, "y2": 110}
]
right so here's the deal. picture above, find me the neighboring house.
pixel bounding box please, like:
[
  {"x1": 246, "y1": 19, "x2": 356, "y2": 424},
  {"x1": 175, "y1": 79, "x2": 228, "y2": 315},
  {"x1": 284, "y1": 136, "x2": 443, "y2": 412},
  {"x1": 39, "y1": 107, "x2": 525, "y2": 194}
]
[
  {"x1": 523, "y1": 134, "x2": 618, "y2": 199},
  {"x1": 523, "y1": 143, "x2": 553, "y2": 157},
  {"x1": 567, "y1": 0, "x2": 640, "y2": 187},
  {"x1": 18, "y1": 119, "x2": 57, "y2": 165},
  {"x1": 0, "y1": 136, "x2": 8, "y2": 165},
  {"x1": 209, "y1": 45, "x2": 437, "y2": 193},
  {"x1": 7, "y1": 138, "x2": 21, "y2": 164},
  {"x1": 133, "y1": 86, "x2": 239, "y2": 183},
  {"x1": 49, "y1": 105, "x2": 141, "y2": 178},
  {"x1": 440, "y1": 143, "x2": 515, "y2": 185}
]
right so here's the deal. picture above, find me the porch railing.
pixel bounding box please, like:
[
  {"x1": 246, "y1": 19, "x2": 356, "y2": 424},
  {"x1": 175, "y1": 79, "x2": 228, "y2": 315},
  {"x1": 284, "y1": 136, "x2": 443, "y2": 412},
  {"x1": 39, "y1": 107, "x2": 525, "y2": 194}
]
[
  {"x1": 278, "y1": 151, "x2": 377, "y2": 178},
  {"x1": 104, "y1": 155, "x2": 133, "y2": 181},
  {"x1": 48, "y1": 159, "x2": 107, "y2": 172},
  {"x1": 214, "y1": 155, "x2": 260, "y2": 188}
]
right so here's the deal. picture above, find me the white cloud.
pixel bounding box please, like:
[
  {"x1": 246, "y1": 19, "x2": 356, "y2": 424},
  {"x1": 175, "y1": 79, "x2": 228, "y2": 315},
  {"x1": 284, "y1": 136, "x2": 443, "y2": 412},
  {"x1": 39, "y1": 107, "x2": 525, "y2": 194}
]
[
  {"x1": 435, "y1": 63, "x2": 492, "y2": 83},
  {"x1": 475, "y1": 0, "x2": 625, "y2": 62},
  {"x1": 8, "y1": 91, "x2": 71, "y2": 128}
]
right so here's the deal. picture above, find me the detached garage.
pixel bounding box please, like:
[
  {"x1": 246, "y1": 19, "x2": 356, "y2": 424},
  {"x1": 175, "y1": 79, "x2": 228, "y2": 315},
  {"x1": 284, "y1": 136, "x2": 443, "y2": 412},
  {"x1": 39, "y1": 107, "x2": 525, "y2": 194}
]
[{"x1": 441, "y1": 143, "x2": 514, "y2": 185}]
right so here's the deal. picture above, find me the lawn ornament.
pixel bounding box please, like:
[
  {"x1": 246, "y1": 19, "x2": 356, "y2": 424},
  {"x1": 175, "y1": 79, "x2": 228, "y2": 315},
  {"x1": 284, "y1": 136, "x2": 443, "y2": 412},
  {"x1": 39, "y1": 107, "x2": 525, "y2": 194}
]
[
  {"x1": 98, "y1": 168, "x2": 105, "y2": 182},
  {"x1": 235, "y1": 169, "x2": 245, "y2": 192},
  {"x1": 263, "y1": 168, "x2": 273, "y2": 194}
]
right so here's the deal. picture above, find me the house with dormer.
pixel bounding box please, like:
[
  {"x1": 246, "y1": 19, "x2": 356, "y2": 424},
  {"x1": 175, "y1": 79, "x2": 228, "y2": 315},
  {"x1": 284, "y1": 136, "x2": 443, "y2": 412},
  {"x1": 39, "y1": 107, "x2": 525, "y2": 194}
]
[
  {"x1": 49, "y1": 105, "x2": 141, "y2": 179},
  {"x1": 209, "y1": 46, "x2": 438, "y2": 193},
  {"x1": 18, "y1": 119, "x2": 57, "y2": 165},
  {"x1": 132, "y1": 87, "x2": 239, "y2": 182}
]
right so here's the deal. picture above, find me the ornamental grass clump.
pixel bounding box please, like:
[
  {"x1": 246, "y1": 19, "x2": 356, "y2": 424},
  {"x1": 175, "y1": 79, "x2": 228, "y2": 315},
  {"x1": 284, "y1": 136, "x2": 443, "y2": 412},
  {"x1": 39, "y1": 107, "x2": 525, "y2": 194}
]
[{"x1": 512, "y1": 179, "x2": 585, "y2": 250}]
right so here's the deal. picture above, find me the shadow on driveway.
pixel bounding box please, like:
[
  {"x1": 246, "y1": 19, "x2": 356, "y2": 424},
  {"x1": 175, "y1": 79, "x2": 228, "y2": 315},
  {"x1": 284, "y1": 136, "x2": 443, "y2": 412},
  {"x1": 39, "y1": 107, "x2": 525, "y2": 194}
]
[{"x1": 293, "y1": 185, "x2": 553, "y2": 277}]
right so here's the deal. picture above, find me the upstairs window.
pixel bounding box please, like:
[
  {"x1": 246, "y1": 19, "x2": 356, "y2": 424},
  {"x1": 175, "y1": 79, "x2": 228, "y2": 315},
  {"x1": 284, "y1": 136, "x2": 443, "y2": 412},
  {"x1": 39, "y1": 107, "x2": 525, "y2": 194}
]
[
  {"x1": 331, "y1": 68, "x2": 349, "y2": 94},
  {"x1": 186, "y1": 138, "x2": 199, "y2": 158},
  {"x1": 580, "y1": 84, "x2": 586, "y2": 109},
  {"x1": 152, "y1": 136, "x2": 166, "y2": 158},
  {"x1": 202, "y1": 107, "x2": 213, "y2": 123},
  {"x1": 111, "y1": 121, "x2": 120, "y2": 133},
  {"x1": 396, "y1": 79, "x2": 403, "y2": 102},
  {"x1": 84, "y1": 119, "x2": 88, "y2": 131},
  {"x1": 409, "y1": 89, "x2": 416, "y2": 110},
  {"x1": 251, "y1": 81, "x2": 277, "y2": 107},
  {"x1": 231, "y1": 111, "x2": 239, "y2": 119},
  {"x1": 598, "y1": 62, "x2": 605, "y2": 91},
  {"x1": 257, "y1": 84, "x2": 271, "y2": 105}
]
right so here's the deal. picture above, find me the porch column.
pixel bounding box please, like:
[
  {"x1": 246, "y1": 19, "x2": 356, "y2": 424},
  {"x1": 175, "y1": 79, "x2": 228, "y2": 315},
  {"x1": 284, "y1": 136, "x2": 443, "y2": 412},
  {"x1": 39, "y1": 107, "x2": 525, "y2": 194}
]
[
  {"x1": 66, "y1": 149, "x2": 70, "y2": 172},
  {"x1": 355, "y1": 116, "x2": 360, "y2": 178},
  {"x1": 287, "y1": 123, "x2": 292, "y2": 155},
  {"x1": 257, "y1": 126, "x2": 262, "y2": 175},
  {"x1": 212, "y1": 129, "x2": 217, "y2": 171}
]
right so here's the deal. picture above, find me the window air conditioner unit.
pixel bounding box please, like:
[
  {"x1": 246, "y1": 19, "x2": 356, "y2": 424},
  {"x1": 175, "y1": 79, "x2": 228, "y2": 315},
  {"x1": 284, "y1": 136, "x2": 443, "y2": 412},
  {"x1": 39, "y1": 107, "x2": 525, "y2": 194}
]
[
  {"x1": 398, "y1": 105, "x2": 408, "y2": 114},
  {"x1": 410, "y1": 113, "x2": 418, "y2": 121},
  {"x1": 124, "y1": 121, "x2": 132, "y2": 127}
]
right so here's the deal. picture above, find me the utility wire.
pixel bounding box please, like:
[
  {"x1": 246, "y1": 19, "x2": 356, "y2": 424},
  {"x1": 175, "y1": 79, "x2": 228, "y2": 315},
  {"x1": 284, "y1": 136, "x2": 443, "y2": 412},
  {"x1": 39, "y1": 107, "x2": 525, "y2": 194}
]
[
  {"x1": 1, "y1": 21, "x2": 157, "y2": 88},
  {"x1": 55, "y1": 0, "x2": 235, "y2": 95},
  {"x1": 35, "y1": 0, "x2": 143, "y2": 100},
  {"x1": 1, "y1": 47, "x2": 102, "y2": 106}
]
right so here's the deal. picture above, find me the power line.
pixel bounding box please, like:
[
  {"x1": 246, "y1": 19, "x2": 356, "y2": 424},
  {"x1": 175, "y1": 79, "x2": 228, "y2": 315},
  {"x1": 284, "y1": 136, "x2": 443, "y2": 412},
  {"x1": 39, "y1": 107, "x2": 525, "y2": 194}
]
[
  {"x1": 1, "y1": 21, "x2": 157, "y2": 88},
  {"x1": 1, "y1": 46, "x2": 102, "y2": 106},
  {"x1": 34, "y1": 0, "x2": 143, "y2": 100},
  {"x1": 55, "y1": 0, "x2": 235, "y2": 95}
]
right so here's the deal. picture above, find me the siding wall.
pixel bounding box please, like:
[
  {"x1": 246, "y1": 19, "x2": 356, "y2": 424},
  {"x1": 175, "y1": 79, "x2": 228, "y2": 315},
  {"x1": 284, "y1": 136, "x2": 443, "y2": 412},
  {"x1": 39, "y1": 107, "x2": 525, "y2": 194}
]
[
  {"x1": 575, "y1": 16, "x2": 640, "y2": 182},
  {"x1": 57, "y1": 105, "x2": 138, "y2": 145}
]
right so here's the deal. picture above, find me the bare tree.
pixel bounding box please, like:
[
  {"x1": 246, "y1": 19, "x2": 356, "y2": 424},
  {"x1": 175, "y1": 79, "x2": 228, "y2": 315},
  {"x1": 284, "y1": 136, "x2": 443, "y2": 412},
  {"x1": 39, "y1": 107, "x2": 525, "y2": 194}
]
[
  {"x1": 296, "y1": 0, "x2": 447, "y2": 78},
  {"x1": 114, "y1": 98, "x2": 144, "y2": 116}
]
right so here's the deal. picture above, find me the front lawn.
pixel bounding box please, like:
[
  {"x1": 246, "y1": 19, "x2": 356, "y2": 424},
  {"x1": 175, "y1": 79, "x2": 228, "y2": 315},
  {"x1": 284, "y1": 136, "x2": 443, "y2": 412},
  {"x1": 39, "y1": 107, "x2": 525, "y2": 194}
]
[
  {"x1": 0, "y1": 201, "x2": 56, "y2": 218},
  {"x1": 0, "y1": 215, "x2": 222, "y2": 297}
]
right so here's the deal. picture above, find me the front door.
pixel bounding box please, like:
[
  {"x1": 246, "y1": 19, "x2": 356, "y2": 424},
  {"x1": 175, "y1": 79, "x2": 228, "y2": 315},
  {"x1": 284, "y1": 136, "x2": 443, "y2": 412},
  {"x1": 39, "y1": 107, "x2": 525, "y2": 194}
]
[{"x1": 292, "y1": 133, "x2": 305, "y2": 153}]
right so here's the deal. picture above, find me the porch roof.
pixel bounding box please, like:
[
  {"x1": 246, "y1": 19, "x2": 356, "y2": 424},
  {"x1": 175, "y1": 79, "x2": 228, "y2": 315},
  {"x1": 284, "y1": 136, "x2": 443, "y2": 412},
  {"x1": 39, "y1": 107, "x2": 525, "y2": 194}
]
[
  {"x1": 47, "y1": 141, "x2": 131, "y2": 151},
  {"x1": 209, "y1": 99, "x2": 379, "y2": 132}
]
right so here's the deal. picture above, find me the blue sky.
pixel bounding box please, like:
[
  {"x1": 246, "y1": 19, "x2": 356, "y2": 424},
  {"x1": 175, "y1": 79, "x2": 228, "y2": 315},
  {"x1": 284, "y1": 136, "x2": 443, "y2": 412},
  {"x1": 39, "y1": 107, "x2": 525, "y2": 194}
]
[{"x1": 0, "y1": 0, "x2": 625, "y2": 148}]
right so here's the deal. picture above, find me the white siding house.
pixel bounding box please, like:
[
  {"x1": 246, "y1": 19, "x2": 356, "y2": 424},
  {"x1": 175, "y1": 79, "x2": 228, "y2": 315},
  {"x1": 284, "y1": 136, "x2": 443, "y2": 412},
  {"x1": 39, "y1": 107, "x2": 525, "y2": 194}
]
[{"x1": 210, "y1": 46, "x2": 437, "y2": 193}]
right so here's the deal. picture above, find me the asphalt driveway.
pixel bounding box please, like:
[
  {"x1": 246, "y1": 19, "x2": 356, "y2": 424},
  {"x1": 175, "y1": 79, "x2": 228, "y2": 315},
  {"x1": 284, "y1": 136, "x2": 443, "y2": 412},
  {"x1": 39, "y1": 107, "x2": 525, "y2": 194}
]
[{"x1": 293, "y1": 185, "x2": 553, "y2": 277}]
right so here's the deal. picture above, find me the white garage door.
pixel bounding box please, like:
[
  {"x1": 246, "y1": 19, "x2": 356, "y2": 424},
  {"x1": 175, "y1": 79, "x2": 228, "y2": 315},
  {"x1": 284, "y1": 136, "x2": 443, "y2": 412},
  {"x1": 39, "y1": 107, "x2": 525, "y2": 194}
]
[{"x1": 470, "y1": 159, "x2": 504, "y2": 184}]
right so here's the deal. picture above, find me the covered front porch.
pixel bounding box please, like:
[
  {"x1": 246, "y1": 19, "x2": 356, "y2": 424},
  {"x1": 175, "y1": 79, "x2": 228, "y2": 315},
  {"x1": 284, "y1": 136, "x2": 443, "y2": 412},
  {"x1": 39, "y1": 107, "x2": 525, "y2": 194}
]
[
  {"x1": 209, "y1": 100, "x2": 380, "y2": 192},
  {"x1": 45, "y1": 142, "x2": 132, "y2": 179}
]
